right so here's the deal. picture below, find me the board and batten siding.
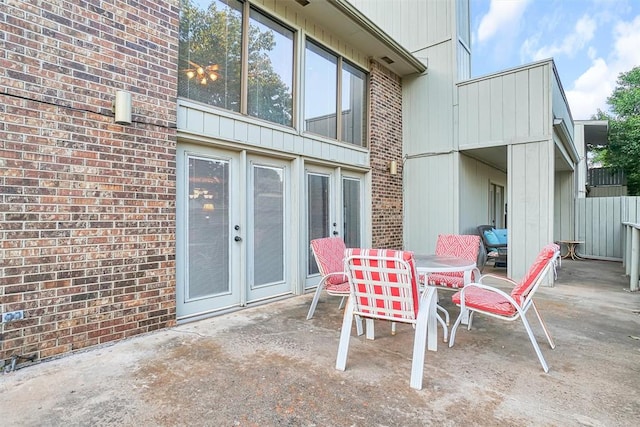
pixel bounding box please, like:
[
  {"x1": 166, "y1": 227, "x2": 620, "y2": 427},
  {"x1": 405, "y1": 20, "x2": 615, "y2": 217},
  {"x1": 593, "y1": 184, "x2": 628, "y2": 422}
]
[
  {"x1": 177, "y1": 100, "x2": 369, "y2": 168},
  {"x1": 458, "y1": 154, "x2": 507, "y2": 234},
  {"x1": 575, "y1": 197, "x2": 640, "y2": 260},
  {"x1": 403, "y1": 153, "x2": 458, "y2": 254},
  {"x1": 509, "y1": 140, "x2": 555, "y2": 281},
  {"x1": 458, "y1": 61, "x2": 552, "y2": 149},
  {"x1": 554, "y1": 170, "x2": 575, "y2": 242},
  {"x1": 348, "y1": 0, "x2": 452, "y2": 53}
]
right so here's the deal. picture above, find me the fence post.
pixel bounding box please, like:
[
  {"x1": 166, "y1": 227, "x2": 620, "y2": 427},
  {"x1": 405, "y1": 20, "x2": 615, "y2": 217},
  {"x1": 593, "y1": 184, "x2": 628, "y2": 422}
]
[{"x1": 631, "y1": 227, "x2": 639, "y2": 292}]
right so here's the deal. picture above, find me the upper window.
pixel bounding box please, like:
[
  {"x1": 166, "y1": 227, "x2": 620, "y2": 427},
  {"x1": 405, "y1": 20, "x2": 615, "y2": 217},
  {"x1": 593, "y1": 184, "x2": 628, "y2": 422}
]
[
  {"x1": 179, "y1": 0, "x2": 294, "y2": 127},
  {"x1": 304, "y1": 39, "x2": 367, "y2": 146},
  {"x1": 179, "y1": 0, "x2": 243, "y2": 112},
  {"x1": 247, "y1": 9, "x2": 294, "y2": 126}
]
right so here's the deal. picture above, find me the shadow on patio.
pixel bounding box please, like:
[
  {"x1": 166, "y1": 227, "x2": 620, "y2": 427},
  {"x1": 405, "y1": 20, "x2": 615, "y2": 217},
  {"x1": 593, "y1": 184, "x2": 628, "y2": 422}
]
[{"x1": 2, "y1": 259, "x2": 639, "y2": 426}]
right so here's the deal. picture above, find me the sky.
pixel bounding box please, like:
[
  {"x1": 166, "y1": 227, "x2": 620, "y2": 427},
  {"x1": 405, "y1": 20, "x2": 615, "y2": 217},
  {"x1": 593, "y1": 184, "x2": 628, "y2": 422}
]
[{"x1": 471, "y1": 0, "x2": 640, "y2": 120}]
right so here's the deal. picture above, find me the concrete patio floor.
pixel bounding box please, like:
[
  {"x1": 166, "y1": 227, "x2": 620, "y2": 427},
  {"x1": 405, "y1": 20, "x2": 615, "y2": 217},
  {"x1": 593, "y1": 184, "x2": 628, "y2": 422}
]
[{"x1": 2, "y1": 259, "x2": 640, "y2": 426}]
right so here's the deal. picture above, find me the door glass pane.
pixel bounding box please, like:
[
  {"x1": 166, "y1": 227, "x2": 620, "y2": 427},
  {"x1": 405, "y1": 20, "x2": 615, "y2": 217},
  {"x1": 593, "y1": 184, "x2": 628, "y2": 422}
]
[
  {"x1": 188, "y1": 156, "x2": 230, "y2": 298},
  {"x1": 304, "y1": 41, "x2": 337, "y2": 139},
  {"x1": 341, "y1": 62, "x2": 367, "y2": 146},
  {"x1": 178, "y1": 0, "x2": 243, "y2": 112},
  {"x1": 253, "y1": 165, "x2": 285, "y2": 286},
  {"x1": 248, "y1": 9, "x2": 294, "y2": 126},
  {"x1": 342, "y1": 177, "x2": 361, "y2": 248},
  {"x1": 307, "y1": 173, "x2": 330, "y2": 275}
]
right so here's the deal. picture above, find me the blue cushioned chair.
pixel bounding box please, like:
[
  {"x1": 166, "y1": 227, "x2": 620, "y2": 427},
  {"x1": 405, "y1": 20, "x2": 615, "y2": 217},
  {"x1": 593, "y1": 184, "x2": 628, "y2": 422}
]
[{"x1": 477, "y1": 225, "x2": 507, "y2": 269}]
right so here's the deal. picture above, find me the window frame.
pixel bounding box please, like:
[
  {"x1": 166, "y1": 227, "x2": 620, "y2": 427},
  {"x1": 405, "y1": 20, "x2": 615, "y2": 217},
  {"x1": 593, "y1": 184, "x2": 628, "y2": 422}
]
[{"x1": 303, "y1": 36, "x2": 369, "y2": 147}]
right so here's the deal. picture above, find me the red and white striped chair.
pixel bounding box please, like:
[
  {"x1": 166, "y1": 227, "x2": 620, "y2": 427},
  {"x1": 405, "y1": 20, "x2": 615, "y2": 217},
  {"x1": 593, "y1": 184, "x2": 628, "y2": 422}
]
[
  {"x1": 307, "y1": 237, "x2": 351, "y2": 320},
  {"x1": 449, "y1": 243, "x2": 560, "y2": 372},
  {"x1": 423, "y1": 234, "x2": 482, "y2": 328},
  {"x1": 336, "y1": 248, "x2": 437, "y2": 390}
]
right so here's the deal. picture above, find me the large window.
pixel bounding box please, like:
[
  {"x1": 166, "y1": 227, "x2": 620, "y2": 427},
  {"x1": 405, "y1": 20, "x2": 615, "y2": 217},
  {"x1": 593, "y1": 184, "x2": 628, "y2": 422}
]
[
  {"x1": 179, "y1": 0, "x2": 243, "y2": 111},
  {"x1": 178, "y1": 1, "x2": 368, "y2": 138},
  {"x1": 304, "y1": 39, "x2": 367, "y2": 146},
  {"x1": 179, "y1": 0, "x2": 294, "y2": 126},
  {"x1": 247, "y1": 9, "x2": 294, "y2": 126}
]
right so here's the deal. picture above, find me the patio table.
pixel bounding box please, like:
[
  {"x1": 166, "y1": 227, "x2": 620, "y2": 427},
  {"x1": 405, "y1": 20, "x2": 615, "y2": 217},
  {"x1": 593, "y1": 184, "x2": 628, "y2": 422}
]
[
  {"x1": 414, "y1": 254, "x2": 477, "y2": 351},
  {"x1": 557, "y1": 240, "x2": 584, "y2": 260}
]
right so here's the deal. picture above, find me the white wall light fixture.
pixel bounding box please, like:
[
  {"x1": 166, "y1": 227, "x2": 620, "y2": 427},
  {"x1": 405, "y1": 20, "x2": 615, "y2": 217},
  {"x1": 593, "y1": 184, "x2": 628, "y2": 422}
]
[
  {"x1": 388, "y1": 160, "x2": 398, "y2": 175},
  {"x1": 113, "y1": 90, "x2": 132, "y2": 125}
]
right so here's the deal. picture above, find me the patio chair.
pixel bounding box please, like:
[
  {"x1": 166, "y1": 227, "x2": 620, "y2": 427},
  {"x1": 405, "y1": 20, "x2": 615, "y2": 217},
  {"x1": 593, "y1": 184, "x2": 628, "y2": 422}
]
[
  {"x1": 448, "y1": 243, "x2": 560, "y2": 372},
  {"x1": 477, "y1": 225, "x2": 508, "y2": 269},
  {"x1": 422, "y1": 234, "x2": 482, "y2": 329},
  {"x1": 336, "y1": 248, "x2": 437, "y2": 390},
  {"x1": 307, "y1": 237, "x2": 350, "y2": 320}
]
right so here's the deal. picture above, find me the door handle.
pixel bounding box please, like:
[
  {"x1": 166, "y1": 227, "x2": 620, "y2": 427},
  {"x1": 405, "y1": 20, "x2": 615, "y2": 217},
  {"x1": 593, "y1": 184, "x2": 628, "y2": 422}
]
[
  {"x1": 234, "y1": 236, "x2": 242, "y2": 242},
  {"x1": 332, "y1": 231, "x2": 339, "y2": 236}
]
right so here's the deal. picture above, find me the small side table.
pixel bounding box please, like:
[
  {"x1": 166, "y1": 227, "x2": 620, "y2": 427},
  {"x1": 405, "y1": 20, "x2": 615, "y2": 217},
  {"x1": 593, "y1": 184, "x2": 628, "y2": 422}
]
[{"x1": 557, "y1": 240, "x2": 584, "y2": 260}]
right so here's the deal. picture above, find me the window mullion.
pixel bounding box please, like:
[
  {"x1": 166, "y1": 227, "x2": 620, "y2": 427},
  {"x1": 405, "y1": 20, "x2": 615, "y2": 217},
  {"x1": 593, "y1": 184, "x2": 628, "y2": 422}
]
[
  {"x1": 240, "y1": 0, "x2": 250, "y2": 116},
  {"x1": 336, "y1": 57, "x2": 343, "y2": 141}
]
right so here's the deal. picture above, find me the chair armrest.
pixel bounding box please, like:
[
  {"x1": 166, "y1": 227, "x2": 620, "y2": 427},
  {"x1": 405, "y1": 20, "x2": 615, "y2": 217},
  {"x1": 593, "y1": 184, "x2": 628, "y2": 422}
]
[
  {"x1": 321, "y1": 271, "x2": 348, "y2": 285},
  {"x1": 459, "y1": 282, "x2": 519, "y2": 307},
  {"x1": 478, "y1": 274, "x2": 517, "y2": 287}
]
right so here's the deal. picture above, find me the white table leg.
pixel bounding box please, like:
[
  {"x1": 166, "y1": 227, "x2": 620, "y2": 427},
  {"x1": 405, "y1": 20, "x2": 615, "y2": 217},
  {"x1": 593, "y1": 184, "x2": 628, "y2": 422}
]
[{"x1": 426, "y1": 287, "x2": 438, "y2": 351}]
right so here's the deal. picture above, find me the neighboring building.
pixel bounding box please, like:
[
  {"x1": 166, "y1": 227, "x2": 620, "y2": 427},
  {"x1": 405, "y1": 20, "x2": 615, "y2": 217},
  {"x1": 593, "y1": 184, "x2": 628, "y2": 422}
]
[{"x1": 1, "y1": 0, "x2": 424, "y2": 366}]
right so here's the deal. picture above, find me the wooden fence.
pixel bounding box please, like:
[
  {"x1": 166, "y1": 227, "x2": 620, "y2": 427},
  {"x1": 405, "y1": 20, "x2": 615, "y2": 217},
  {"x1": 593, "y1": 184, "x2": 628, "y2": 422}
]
[{"x1": 575, "y1": 197, "x2": 640, "y2": 260}]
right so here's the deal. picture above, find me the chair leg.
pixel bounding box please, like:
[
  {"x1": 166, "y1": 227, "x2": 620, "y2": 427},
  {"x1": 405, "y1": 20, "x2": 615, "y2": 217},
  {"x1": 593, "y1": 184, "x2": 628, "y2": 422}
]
[
  {"x1": 410, "y1": 287, "x2": 435, "y2": 390},
  {"x1": 531, "y1": 301, "x2": 556, "y2": 349},
  {"x1": 335, "y1": 299, "x2": 355, "y2": 371},
  {"x1": 448, "y1": 309, "x2": 464, "y2": 347},
  {"x1": 306, "y1": 283, "x2": 325, "y2": 320},
  {"x1": 520, "y1": 314, "x2": 550, "y2": 373},
  {"x1": 437, "y1": 304, "x2": 450, "y2": 326},
  {"x1": 338, "y1": 295, "x2": 346, "y2": 310},
  {"x1": 435, "y1": 308, "x2": 448, "y2": 343}
]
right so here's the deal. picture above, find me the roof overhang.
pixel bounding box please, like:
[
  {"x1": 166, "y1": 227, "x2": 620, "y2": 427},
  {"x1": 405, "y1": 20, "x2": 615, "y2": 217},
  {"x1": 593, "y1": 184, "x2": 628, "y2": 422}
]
[
  {"x1": 288, "y1": 0, "x2": 426, "y2": 77},
  {"x1": 576, "y1": 120, "x2": 609, "y2": 146}
]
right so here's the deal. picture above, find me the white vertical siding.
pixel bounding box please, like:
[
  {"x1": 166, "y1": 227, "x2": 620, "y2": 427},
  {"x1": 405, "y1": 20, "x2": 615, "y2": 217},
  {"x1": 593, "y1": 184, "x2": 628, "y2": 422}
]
[
  {"x1": 177, "y1": 100, "x2": 369, "y2": 167},
  {"x1": 554, "y1": 170, "x2": 574, "y2": 241},
  {"x1": 404, "y1": 43, "x2": 455, "y2": 155},
  {"x1": 458, "y1": 61, "x2": 552, "y2": 148},
  {"x1": 403, "y1": 154, "x2": 457, "y2": 253},
  {"x1": 459, "y1": 154, "x2": 507, "y2": 234},
  {"x1": 575, "y1": 197, "x2": 640, "y2": 260},
  {"x1": 349, "y1": 0, "x2": 451, "y2": 52},
  {"x1": 508, "y1": 140, "x2": 554, "y2": 281}
]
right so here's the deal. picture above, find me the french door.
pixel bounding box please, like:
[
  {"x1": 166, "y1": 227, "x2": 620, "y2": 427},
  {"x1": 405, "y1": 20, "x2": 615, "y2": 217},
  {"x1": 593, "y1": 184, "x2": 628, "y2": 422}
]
[
  {"x1": 305, "y1": 166, "x2": 364, "y2": 289},
  {"x1": 176, "y1": 144, "x2": 290, "y2": 320}
]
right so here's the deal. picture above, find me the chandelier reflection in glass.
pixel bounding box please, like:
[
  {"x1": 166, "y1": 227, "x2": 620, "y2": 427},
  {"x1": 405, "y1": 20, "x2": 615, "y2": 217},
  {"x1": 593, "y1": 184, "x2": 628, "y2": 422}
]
[{"x1": 184, "y1": 60, "x2": 221, "y2": 85}]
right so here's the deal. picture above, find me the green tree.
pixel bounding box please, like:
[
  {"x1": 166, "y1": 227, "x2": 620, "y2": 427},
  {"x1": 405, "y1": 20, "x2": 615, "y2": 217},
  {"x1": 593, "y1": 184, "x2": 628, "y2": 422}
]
[
  {"x1": 178, "y1": 0, "x2": 292, "y2": 125},
  {"x1": 592, "y1": 67, "x2": 640, "y2": 195}
]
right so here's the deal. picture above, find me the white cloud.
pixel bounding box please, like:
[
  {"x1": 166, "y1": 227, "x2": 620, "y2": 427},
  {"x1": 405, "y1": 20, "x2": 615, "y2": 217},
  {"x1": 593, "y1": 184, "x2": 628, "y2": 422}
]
[
  {"x1": 566, "y1": 59, "x2": 612, "y2": 119},
  {"x1": 566, "y1": 14, "x2": 640, "y2": 119},
  {"x1": 477, "y1": 0, "x2": 531, "y2": 43},
  {"x1": 612, "y1": 15, "x2": 640, "y2": 71},
  {"x1": 521, "y1": 15, "x2": 597, "y2": 62}
]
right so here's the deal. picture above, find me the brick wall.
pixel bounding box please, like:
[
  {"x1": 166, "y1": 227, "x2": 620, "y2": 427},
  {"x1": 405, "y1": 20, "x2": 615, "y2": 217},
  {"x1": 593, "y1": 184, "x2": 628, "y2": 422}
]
[
  {"x1": 0, "y1": 0, "x2": 178, "y2": 367},
  {"x1": 369, "y1": 61, "x2": 403, "y2": 250}
]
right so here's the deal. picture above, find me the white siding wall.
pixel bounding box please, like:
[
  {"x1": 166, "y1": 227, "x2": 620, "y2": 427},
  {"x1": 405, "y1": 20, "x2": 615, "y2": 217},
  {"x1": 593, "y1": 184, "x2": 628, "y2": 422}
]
[
  {"x1": 575, "y1": 197, "x2": 640, "y2": 260},
  {"x1": 554, "y1": 170, "x2": 574, "y2": 241},
  {"x1": 403, "y1": 154, "x2": 458, "y2": 253},
  {"x1": 458, "y1": 61, "x2": 552, "y2": 148},
  {"x1": 348, "y1": 0, "x2": 451, "y2": 52},
  {"x1": 177, "y1": 100, "x2": 369, "y2": 167},
  {"x1": 509, "y1": 140, "x2": 555, "y2": 281},
  {"x1": 458, "y1": 154, "x2": 507, "y2": 234}
]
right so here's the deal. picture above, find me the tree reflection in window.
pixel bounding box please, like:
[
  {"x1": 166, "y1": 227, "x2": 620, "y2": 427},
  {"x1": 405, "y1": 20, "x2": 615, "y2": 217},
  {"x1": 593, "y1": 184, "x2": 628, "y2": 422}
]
[{"x1": 179, "y1": 0, "x2": 293, "y2": 126}]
